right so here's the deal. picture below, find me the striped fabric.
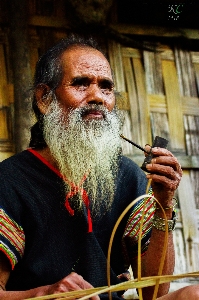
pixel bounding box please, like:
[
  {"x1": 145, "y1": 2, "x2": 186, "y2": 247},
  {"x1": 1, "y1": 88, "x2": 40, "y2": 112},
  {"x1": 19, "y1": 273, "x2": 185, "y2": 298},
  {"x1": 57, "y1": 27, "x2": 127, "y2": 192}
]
[
  {"x1": 0, "y1": 209, "x2": 25, "y2": 269},
  {"x1": 122, "y1": 189, "x2": 155, "y2": 264}
]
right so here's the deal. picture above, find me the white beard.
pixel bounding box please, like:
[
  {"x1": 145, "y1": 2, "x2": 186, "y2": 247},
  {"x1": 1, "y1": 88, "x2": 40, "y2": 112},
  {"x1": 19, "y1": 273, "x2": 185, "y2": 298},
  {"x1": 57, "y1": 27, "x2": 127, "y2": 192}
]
[{"x1": 43, "y1": 97, "x2": 124, "y2": 215}]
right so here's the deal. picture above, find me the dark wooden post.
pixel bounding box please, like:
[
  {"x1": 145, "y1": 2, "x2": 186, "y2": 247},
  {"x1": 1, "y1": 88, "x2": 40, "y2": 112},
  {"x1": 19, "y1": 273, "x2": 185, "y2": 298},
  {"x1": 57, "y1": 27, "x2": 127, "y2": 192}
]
[{"x1": 8, "y1": 0, "x2": 32, "y2": 153}]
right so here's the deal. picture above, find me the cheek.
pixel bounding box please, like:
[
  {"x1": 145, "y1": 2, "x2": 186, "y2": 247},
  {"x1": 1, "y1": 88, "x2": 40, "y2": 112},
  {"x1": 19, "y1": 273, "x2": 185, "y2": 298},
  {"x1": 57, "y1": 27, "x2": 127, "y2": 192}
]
[
  {"x1": 105, "y1": 95, "x2": 115, "y2": 111},
  {"x1": 56, "y1": 89, "x2": 83, "y2": 108}
]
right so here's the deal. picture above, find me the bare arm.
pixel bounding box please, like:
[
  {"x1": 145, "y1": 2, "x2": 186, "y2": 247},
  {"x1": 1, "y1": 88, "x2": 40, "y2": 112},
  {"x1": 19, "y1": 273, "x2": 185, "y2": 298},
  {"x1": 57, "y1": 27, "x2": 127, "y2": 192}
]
[
  {"x1": 0, "y1": 252, "x2": 99, "y2": 300},
  {"x1": 157, "y1": 285, "x2": 199, "y2": 300},
  {"x1": 131, "y1": 147, "x2": 182, "y2": 300},
  {"x1": 131, "y1": 224, "x2": 174, "y2": 300}
]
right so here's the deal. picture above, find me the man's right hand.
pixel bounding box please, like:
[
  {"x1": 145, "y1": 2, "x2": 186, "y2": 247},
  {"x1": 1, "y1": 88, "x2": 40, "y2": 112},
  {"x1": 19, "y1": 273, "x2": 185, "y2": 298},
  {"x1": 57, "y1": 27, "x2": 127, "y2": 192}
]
[{"x1": 37, "y1": 272, "x2": 100, "y2": 299}]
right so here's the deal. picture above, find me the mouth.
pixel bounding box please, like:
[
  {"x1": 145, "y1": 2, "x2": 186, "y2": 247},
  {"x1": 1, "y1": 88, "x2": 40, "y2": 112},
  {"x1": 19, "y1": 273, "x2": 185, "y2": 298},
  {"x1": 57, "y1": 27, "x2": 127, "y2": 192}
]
[{"x1": 81, "y1": 108, "x2": 105, "y2": 120}]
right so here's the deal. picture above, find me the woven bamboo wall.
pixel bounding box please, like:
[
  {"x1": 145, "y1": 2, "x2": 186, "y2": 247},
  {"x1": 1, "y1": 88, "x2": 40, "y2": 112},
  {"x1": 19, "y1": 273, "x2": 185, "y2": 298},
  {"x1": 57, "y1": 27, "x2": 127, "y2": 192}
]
[
  {"x1": 108, "y1": 41, "x2": 199, "y2": 291},
  {"x1": 0, "y1": 28, "x2": 68, "y2": 161},
  {"x1": 0, "y1": 32, "x2": 14, "y2": 160}
]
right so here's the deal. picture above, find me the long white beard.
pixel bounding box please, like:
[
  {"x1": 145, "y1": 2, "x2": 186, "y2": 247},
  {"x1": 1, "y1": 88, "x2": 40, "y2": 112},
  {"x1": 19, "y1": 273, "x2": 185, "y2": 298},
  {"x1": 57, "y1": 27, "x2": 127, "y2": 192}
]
[{"x1": 43, "y1": 98, "x2": 123, "y2": 214}]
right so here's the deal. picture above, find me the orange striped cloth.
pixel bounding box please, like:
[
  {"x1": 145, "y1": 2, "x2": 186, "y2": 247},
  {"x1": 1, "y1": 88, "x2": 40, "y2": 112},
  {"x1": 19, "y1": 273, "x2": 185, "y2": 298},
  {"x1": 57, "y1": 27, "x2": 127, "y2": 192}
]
[
  {"x1": 122, "y1": 189, "x2": 155, "y2": 266},
  {"x1": 0, "y1": 209, "x2": 25, "y2": 269}
]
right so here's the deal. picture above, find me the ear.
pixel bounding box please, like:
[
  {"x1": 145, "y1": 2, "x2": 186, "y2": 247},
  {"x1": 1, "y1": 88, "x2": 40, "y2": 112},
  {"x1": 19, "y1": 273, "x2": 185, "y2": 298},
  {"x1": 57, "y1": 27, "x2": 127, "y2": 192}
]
[{"x1": 35, "y1": 84, "x2": 52, "y2": 115}]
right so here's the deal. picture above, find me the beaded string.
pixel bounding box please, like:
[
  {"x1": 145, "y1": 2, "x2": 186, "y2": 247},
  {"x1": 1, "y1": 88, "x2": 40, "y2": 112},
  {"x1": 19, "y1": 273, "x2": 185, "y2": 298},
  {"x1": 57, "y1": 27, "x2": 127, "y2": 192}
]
[{"x1": 155, "y1": 197, "x2": 178, "y2": 211}]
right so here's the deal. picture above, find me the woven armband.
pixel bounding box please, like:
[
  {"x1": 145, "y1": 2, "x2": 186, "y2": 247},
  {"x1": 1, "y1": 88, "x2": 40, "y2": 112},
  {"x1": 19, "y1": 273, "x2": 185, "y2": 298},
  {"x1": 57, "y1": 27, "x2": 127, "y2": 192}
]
[{"x1": 153, "y1": 211, "x2": 177, "y2": 232}]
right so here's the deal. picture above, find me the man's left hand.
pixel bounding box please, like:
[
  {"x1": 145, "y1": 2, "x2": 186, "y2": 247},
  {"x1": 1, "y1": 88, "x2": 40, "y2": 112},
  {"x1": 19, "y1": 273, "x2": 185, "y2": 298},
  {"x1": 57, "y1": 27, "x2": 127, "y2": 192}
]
[{"x1": 145, "y1": 147, "x2": 183, "y2": 206}]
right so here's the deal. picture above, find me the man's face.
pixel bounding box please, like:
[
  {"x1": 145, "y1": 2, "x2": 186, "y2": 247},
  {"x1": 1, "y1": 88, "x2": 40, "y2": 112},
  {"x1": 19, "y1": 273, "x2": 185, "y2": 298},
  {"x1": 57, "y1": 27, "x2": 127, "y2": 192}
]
[
  {"x1": 42, "y1": 46, "x2": 121, "y2": 214},
  {"x1": 54, "y1": 46, "x2": 115, "y2": 120}
]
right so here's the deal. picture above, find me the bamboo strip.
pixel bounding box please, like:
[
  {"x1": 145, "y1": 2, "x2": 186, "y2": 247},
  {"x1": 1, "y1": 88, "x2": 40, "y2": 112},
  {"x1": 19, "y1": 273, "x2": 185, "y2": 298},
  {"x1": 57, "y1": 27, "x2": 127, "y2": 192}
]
[{"x1": 25, "y1": 272, "x2": 199, "y2": 300}]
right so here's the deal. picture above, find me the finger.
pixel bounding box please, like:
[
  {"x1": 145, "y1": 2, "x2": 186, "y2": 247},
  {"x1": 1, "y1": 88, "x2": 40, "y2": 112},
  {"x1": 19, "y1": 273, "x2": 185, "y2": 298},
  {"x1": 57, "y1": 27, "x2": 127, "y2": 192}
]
[
  {"x1": 46, "y1": 273, "x2": 88, "y2": 295},
  {"x1": 52, "y1": 273, "x2": 84, "y2": 293},
  {"x1": 77, "y1": 278, "x2": 100, "y2": 300},
  {"x1": 151, "y1": 147, "x2": 174, "y2": 157},
  {"x1": 146, "y1": 163, "x2": 178, "y2": 178},
  {"x1": 150, "y1": 156, "x2": 183, "y2": 175},
  {"x1": 68, "y1": 273, "x2": 99, "y2": 300},
  {"x1": 144, "y1": 144, "x2": 152, "y2": 157},
  {"x1": 66, "y1": 272, "x2": 86, "y2": 290},
  {"x1": 146, "y1": 173, "x2": 181, "y2": 190}
]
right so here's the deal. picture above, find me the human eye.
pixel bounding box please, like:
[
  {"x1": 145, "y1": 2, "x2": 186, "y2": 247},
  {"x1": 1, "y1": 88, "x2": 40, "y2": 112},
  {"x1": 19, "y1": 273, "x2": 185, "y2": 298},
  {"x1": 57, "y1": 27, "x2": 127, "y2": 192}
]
[
  {"x1": 71, "y1": 77, "x2": 90, "y2": 90},
  {"x1": 99, "y1": 79, "x2": 114, "y2": 93}
]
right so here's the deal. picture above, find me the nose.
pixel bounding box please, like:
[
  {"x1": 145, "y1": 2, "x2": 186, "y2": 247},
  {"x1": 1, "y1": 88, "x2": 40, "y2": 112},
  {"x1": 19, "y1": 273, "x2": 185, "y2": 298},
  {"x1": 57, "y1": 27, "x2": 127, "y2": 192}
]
[{"x1": 86, "y1": 83, "x2": 105, "y2": 105}]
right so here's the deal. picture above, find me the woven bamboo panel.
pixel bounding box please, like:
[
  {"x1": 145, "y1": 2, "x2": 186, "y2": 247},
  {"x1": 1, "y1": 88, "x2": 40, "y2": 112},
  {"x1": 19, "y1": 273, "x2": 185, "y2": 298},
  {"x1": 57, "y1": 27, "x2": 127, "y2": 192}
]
[
  {"x1": 0, "y1": 108, "x2": 9, "y2": 140},
  {"x1": 0, "y1": 41, "x2": 14, "y2": 156},
  {"x1": 122, "y1": 55, "x2": 141, "y2": 154},
  {"x1": 0, "y1": 44, "x2": 8, "y2": 107},
  {"x1": 109, "y1": 41, "x2": 199, "y2": 285}
]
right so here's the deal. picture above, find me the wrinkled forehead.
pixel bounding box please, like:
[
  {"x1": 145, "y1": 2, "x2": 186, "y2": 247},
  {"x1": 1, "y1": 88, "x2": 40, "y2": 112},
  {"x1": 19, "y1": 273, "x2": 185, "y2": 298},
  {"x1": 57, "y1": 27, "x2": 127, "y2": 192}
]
[{"x1": 60, "y1": 46, "x2": 113, "y2": 79}]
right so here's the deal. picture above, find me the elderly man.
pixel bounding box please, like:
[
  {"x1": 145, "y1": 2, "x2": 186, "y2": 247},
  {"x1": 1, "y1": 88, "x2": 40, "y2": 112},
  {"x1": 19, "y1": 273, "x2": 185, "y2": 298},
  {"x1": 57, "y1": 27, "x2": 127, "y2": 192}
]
[{"x1": 0, "y1": 35, "x2": 182, "y2": 299}]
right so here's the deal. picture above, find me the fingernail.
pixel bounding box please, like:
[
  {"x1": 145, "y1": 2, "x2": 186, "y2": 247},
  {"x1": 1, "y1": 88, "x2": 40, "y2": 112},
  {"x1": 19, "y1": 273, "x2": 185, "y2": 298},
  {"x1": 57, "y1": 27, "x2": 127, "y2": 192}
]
[
  {"x1": 152, "y1": 147, "x2": 158, "y2": 153},
  {"x1": 146, "y1": 164, "x2": 152, "y2": 170}
]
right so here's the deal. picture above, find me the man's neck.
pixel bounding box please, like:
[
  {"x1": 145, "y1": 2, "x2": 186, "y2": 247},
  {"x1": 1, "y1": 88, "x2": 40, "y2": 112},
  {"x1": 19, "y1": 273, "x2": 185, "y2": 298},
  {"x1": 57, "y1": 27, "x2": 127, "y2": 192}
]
[{"x1": 35, "y1": 147, "x2": 59, "y2": 170}]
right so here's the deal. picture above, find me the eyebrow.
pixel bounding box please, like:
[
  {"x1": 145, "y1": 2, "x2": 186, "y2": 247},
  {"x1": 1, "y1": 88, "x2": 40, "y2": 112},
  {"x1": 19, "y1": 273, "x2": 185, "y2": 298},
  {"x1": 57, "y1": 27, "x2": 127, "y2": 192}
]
[
  {"x1": 71, "y1": 76, "x2": 89, "y2": 84},
  {"x1": 101, "y1": 78, "x2": 115, "y2": 87},
  {"x1": 71, "y1": 76, "x2": 114, "y2": 86}
]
